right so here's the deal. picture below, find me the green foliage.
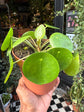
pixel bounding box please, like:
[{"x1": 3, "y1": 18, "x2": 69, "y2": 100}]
[
  {"x1": 48, "y1": 48, "x2": 73, "y2": 71},
  {"x1": 58, "y1": 0, "x2": 84, "y2": 111},
  {"x1": 22, "y1": 31, "x2": 36, "y2": 39},
  {"x1": 12, "y1": 35, "x2": 30, "y2": 48},
  {"x1": 34, "y1": 24, "x2": 46, "y2": 40},
  {"x1": 63, "y1": 87, "x2": 71, "y2": 103},
  {"x1": 73, "y1": 0, "x2": 84, "y2": 72},
  {"x1": 1, "y1": 28, "x2": 13, "y2": 51},
  {"x1": 2, "y1": 94, "x2": 11, "y2": 105},
  {"x1": 64, "y1": 53, "x2": 80, "y2": 76},
  {"x1": 49, "y1": 33, "x2": 73, "y2": 52},
  {"x1": 56, "y1": 0, "x2": 84, "y2": 72},
  {"x1": 1, "y1": 24, "x2": 78, "y2": 84},
  {"x1": 70, "y1": 75, "x2": 84, "y2": 112},
  {"x1": 44, "y1": 24, "x2": 59, "y2": 29},
  {"x1": 4, "y1": 54, "x2": 13, "y2": 84},
  {"x1": 0, "y1": 55, "x2": 21, "y2": 93}
]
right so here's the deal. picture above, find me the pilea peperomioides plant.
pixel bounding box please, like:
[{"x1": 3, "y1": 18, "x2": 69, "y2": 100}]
[{"x1": 1, "y1": 24, "x2": 79, "y2": 85}]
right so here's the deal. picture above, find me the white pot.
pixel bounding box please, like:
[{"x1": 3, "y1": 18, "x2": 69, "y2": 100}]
[
  {"x1": 4, "y1": 103, "x2": 10, "y2": 112},
  {"x1": 0, "y1": 93, "x2": 12, "y2": 112}
]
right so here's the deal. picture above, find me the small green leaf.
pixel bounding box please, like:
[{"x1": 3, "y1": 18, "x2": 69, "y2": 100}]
[
  {"x1": 43, "y1": 35, "x2": 47, "y2": 39},
  {"x1": 48, "y1": 48, "x2": 73, "y2": 71},
  {"x1": 73, "y1": 11, "x2": 75, "y2": 14},
  {"x1": 23, "y1": 47, "x2": 28, "y2": 50},
  {"x1": 34, "y1": 24, "x2": 46, "y2": 40},
  {"x1": 12, "y1": 35, "x2": 30, "y2": 48},
  {"x1": 49, "y1": 32, "x2": 73, "y2": 52},
  {"x1": 44, "y1": 24, "x2": 59, "y2": 29},
  {"x1": 7, "y1": 47, "x2": 12, "y2": 56},
  {"x1": 64, "y1": 53, "x2": 80, "y2": 76},
  {"x1": 1, "y1": 28, "x2": 13, "y2": 51},
  {"x1": 4, "y1": 53, "x2": 13, "y2": 84},
  {"x1": 22, "y1": 31, "x2": 36, "y2": 39},
  {"x1": 22, "y1": 52, "x2": 59, "y2": 84}
]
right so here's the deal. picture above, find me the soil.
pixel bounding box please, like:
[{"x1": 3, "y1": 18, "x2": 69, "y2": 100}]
[
  {"x1": 13, "y1": 39, "x2": 49, "y2": 59},
  {"x1": 13, "y1": 43, "x2": 34, "y2": 59}
]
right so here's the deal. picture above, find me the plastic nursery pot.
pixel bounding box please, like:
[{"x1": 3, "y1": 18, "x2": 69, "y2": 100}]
[
  {"x1": 4, "y1": 103, "x2": 10, "y2": 112},
  {"x1": 72, "y1": 103, "x2": 79, "y2": 112},
  {"x1": 65, "y1": 101, "x2": 72, "y2": 105},
  {"x1": 21, "y1": 72, "x2": 57, "y2": 95},
  {"x1": 1, "y1": 93, "x2": 12, "y2": 112},
  {"x1": 12, "y1": 50, "x2": 24, "y2": 70}
]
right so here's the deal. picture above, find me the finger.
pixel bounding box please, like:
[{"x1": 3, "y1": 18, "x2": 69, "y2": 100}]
[
  {"x1": 16, "y1": 77, "x2": 36, "y2": 103},
  {"x1": 16, "y1": 77, "x2": 27, "y2": 95},
  {"x1": 18, "y1": 77, "x2": 25, "y2": 87},
  {"x1": 48, "y1": 77, "x2": 60, "y2": 96},
  {"x1": 55, "y1": 77, "x2": 60, "y2": 88},
  {"x1": 16, "y1": 77, "x2": 26, "y2": 98}
]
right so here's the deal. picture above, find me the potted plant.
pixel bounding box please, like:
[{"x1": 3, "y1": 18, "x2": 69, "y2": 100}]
[
  {"x1": 63, "y1": 87, "x2": 72, "y2": 105},
  {"x1": 67, "y1": 0, "x2": 84, "y2": 111},
  {"x1": 56, "y1": 0, "x2": 84, "y2": 111},
  {"x1": 70, "y1": 75, "x2": 84, "y2": 112},
  {"x1": 1, "y1": 23, "x2": 79, "y2": 95},
  {"x1": 1, "y1": 93, "x2": 12, "y2": 112}
]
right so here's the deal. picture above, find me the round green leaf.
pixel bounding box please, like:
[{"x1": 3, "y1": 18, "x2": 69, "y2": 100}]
[
  {"x1": 22, "y1": 31, "x2": 36, "y2": 39},
  {"x1": 64, "y1": 53, "x2": 80, "y2": 76},
  {"x1": 49, "y1": 33, "x2": 73, "y2": 52},
  {"x1": 1, "y1": 28, "x2": 13, "y2": 51},
  {"x1": 34, "y1": 24, "x2": 46, "y2": 40},
  {"x1": 48, "y1": 48, "x2": 73, "y2": 71},
  {"x1": 22, "y1": 52, "x2": 59, "y2": 84}
]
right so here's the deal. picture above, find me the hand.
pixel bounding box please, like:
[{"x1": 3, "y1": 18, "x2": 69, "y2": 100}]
[
  {"x1": 16, "y1": 77, "x2": 60, "y2": 112},
  {"x1": 0, "y1": 109, "x2": 2, "y2": 112}
]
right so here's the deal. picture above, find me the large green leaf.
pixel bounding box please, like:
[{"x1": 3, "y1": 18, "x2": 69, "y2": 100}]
[
  {"x1": 49, "y1": 33, "x2": 73, "y2": 52},
  {"x1": 64, "y1": 53, "x2": 80, "y2": 76},
  {"x1": 34, "y1": 24, "x2": 46, "y2": 40},
  {"x1": 22, "y1": 52, "x2": 59, "y2": 84},
  {"x1": 1, "y1": 28, "x2": 13, "y2": 51},
  {"x1": 22, "y1": 31, "x2": 36, "y2": 39},
  {"x1": 48, "y1": 48, "x2": 73, "y2": 71},
  {"x1": 12, "y1": 35, "x2": 30, "y2": 48}
]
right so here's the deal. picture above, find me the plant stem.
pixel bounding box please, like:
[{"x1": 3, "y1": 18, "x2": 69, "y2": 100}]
[
  {"x1": 29, "y1": 37, "x2": 38, "y2": 49},
  {"x1": 24, "y1": 40, "x2": 36, "y2": 51},
  {"x1": 40, "y1": 39, "x2": 50, "y2": 50},
  {"x1": 13, "y1": 55, "x2": 29, "y2": 64},
  {"x1": 37, "y1": 39, "x2": 41, "y2": 52}
]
